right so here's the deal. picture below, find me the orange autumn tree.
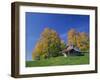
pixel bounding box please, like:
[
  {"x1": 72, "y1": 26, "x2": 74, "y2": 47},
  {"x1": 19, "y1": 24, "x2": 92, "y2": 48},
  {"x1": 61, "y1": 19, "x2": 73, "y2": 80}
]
[
  {"x1": 67, "y1": 29, "x2": 89, "y2": 51},
  {"x1": 32, "y1": 28, "x2": 61, "y2": 60},
  {"x1": 77, "y1": 32, "x2": 89, "y2": 51},
  {"x1": 67, "y1": 29, "x2": 77, "y2": 46}
]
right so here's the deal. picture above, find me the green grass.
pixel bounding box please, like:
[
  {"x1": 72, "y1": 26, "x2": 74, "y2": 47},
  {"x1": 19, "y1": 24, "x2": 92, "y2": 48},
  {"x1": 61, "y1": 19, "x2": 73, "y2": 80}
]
[{"x1": 26, "y1": 53, "x2": 89, "y2": 67}]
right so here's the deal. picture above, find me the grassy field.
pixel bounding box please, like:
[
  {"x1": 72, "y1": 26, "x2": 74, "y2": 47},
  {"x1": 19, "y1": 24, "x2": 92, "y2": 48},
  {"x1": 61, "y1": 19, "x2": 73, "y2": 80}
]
[{"x1": 26, "y1": 53, "x2": 89, "y2": 67}]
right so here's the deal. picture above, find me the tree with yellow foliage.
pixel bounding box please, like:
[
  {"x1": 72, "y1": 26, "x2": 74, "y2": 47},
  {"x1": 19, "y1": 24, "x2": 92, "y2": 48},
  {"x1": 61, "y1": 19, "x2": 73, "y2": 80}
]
[
  {"x1": 32, "y1": 28, "x2": 61, "y2": 60},
  {"x1": 77, "y1": 32, "x2": 89, "y2": 51},
  {"x1": 67, "y1": 29, "x2": 77, "y2": 46},
  {"x1": 67, "y1": 29, "x2": 89, "y2": 51}
]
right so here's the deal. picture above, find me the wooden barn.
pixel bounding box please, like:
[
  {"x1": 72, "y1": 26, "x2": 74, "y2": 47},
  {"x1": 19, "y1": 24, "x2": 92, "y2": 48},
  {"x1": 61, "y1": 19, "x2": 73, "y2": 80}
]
[{"x1": 61, "y1": 45, "x2": 84, "y2": 57}]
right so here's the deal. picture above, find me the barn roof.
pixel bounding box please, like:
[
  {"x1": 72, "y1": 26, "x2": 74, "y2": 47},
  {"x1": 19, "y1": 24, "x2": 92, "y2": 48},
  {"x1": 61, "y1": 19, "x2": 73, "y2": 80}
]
[{"x1": 62, "y1": 45, "x2": 81, "y2": 52}]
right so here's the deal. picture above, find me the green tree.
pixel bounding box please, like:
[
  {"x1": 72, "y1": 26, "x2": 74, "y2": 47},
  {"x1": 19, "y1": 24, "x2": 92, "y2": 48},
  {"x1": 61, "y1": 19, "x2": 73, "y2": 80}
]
[{"x1": 61, "y1": 40, "x2": 66, "y2": 50}]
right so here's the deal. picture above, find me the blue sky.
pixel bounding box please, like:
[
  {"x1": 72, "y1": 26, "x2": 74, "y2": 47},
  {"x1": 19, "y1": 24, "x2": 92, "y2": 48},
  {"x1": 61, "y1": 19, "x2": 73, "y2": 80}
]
[{"x1": 26, "y1": 12, "x2": 89, "y2": 61}]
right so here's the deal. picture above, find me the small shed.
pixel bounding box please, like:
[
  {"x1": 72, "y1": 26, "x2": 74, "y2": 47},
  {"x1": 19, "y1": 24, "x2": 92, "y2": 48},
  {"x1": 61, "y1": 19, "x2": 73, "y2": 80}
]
[{"x1": 61, "y1": 45, "x2": 83, "y2": 57}]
